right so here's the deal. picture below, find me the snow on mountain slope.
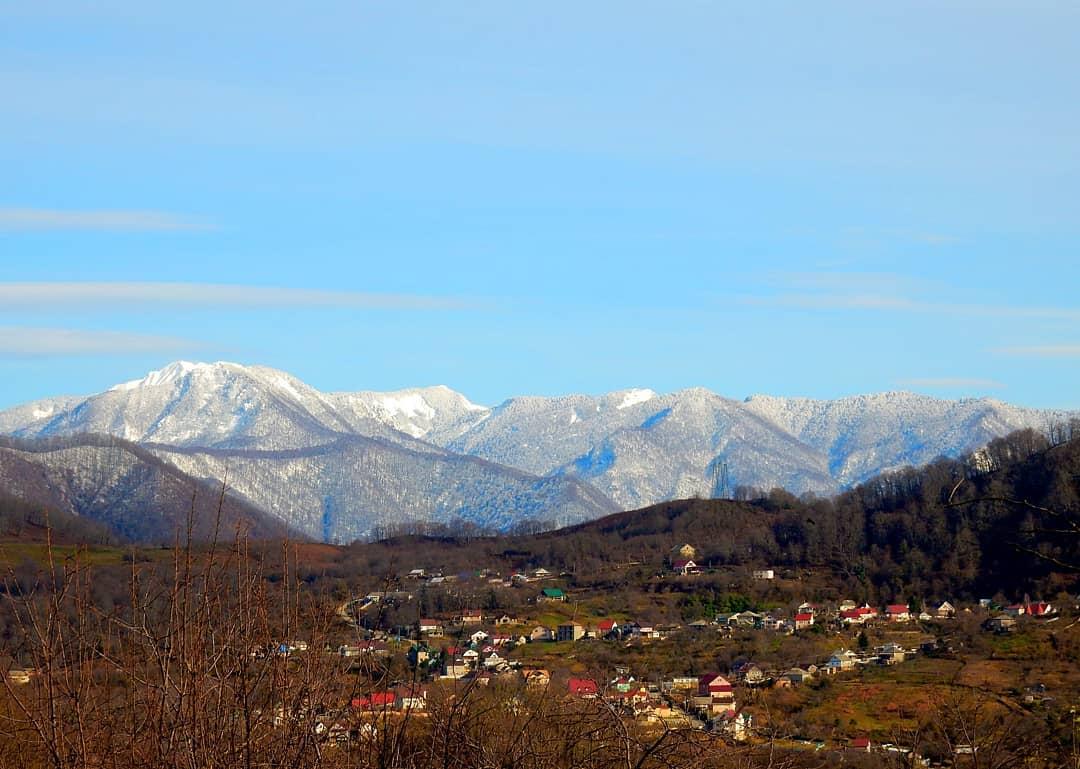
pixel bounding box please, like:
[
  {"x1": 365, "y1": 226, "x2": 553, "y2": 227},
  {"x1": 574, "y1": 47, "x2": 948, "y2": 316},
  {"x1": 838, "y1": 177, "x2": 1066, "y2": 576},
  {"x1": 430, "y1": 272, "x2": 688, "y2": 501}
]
[
  {"x1": 453, "y1": 388, "x2": 836, "y2": 507},
  {"x1": 2, "y1": 361, "x2": 1076, "y2": 539},
  {"x1": 150, "y1": 436, "x2": 617, "y2": 541},
  {"x1": 6, "y1": 361, "x2": 423, "y2": 451},
  {"x1": 742, "y1": 392, "x2": 1074, "y2": 486},
  {"x1": 329, "y1": 385, "x2": 490, "y2": 443},
  {"x1": 0, "y1": 436, "x2": 290, "y2": 541}
]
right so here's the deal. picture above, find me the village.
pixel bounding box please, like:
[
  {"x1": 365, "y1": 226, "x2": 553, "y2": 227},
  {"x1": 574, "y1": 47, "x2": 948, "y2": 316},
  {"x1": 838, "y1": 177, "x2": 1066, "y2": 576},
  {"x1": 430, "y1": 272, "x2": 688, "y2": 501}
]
[{"x1": 251, "y1": 543, "x2": 1068, "y2": 762}]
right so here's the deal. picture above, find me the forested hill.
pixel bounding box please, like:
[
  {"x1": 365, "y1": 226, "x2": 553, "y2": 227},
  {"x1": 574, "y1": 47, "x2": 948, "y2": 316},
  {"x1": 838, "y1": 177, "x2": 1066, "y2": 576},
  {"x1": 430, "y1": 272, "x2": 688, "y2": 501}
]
[{"x1": 350, "y1": 428, "x2": 1080, "y2": 601}]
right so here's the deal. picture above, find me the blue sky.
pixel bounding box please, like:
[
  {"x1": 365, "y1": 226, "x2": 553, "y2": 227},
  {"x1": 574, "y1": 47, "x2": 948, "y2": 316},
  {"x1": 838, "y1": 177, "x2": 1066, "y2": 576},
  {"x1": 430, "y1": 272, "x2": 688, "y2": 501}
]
[{"x1": 2, "y1": 1, "x2": 1078, "y2": 409}]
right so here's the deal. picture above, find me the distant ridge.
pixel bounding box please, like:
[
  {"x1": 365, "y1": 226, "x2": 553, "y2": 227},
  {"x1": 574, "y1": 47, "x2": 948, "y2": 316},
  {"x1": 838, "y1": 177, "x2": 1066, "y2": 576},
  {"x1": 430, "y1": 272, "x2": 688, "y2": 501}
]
[{"x1": 0, "y1": 361, "x2": 1074, "y2": 540}]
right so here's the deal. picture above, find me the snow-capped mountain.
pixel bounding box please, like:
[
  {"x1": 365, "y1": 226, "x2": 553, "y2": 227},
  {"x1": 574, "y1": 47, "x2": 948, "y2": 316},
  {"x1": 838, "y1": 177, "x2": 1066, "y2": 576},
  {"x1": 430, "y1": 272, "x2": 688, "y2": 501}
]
[
  {"x1": 1, "y1": 360, "x2": 1074, "y2": 540},
  {"x1": 741, "y1": 392, "x2": 1073, "y2": 487},
  {"x1": 7, "y1": 361, "x2": 434, "y2": 450},
  {"x1": 445, "y1": 388, "x2": 836, "y2": 508}
]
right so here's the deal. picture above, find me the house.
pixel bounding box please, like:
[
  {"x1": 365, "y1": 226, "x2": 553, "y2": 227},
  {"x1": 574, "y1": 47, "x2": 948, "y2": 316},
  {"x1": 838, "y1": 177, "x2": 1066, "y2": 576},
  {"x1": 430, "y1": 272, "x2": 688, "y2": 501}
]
[
  {"x1": 698, "y1": 674, "x2": 736, "y2": 707},
  {"x1": 597, "y1": 619, "x2": 620, "y2": 638},
  {"x1": 470, "y1": 630, "x2": 490, "y2": 645},
  {"x1": 406, "y1": 568, "x2": 426, "y2": 579},
  {"x1": 442, "y1": 659, "x2": 469, "y2": 678},
  {"x1": 459, "y1": 610, "x2": 484, "y2": 625},
  {"x1": 530, "y1": 625, "x2": 555, "y2": 642},
  {"x1": 877, "y1": 643, "x2": 906, "y2": 665},
  {"x1": 752, "y1": 569, "x2": 775, "y2": 580},
  {"x1": 538, "y1": 587, "x2": 566, "y2": 603},
  {"x1": 462, "y1": 649, "x2": 480, "y2": 665},
  {"x1": 1004, "y1": 604, "x2": 1026, "y2": 617},
  {"x1": 633, "y1": 625, "x2": 662, "y2": 639},
  {"x1": 849, "y1": 737, "x2": 872, "y2": 753},
  {"x1": 419, "y1": 618, "x2": 444, "y2": 635},
  {"x1": 885, "y1": 604, "x2": 911, "y2": 622},
  {"x1": 395, "y1": 686, "x2": 428, "y2": 711},
  {"x1": 494, "y1": 614, "x2": 515, "y2": 626},
  {"x1": 671, "y1": 559, "x2": 701, "y2": 576},
  {"x1": 986, "y1": 614, "x2": 1017, "y2": 633},
  {"x1": 568, "y1": 678, "x2": 599, "y2": 698},
  {"x1": 936, "y1": 601, "x2": 956, "y2": 619},
  {"x1": 352, "y1": 691, "x2": 396, "y2": 711},
  {"x1": 780, "y1": 668, "x2": 812, "y2": 686},
  {"x1": 838, "y1": 599, "x2": 858, "y2": 612},
  {"x1": 557, "y1": 622, "x2": 586, "y2": 642},
  {"x1": 732, "y1": 662, "x2": 768, "y2": 686},
  {"x1": 532, "y1": 567, "x2": 553, "y2": 579},
  {"x1": 669, "y1": 676, "x2": 699, "y2": 691},
  {"x1": 1027, "y1": 601, "x2": 1055, "y2": 617},
  {"x1": 794, "y1": 613, "x2": 814, "y2": 630},
  {"x1": 840, "y1": 606, "x2": 877, "y2": 625},
  {"x1": 671, "y1": 543, "x2": 697, "y2": 561},
  {"x1": 825, "y1": 649, "x2": 858, "y2": 673}
]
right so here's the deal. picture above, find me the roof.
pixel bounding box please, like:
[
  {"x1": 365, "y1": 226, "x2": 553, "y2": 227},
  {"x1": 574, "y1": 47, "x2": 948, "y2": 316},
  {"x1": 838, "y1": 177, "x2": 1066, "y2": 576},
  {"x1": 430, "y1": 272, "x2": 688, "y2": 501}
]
[
  {"x1": 352, "y1": 692, "x2": 396, "y2": 709},
  {"x1": 794, "y1": 613, "x2": 813, "y2": 621},
  {"x1": 672, "y1": 559, "x2": 696, "y2": 568},
  {"x1": 568, "y1": 678, "x2": 598, "y2": 696},
  {"x1": 541, "y1": 587, "x2": 565, "y2": 598},
  {"x1": 597, "y1": 619, "x2": 618, "y2": 632},
  {"x1": 886, "y1": 604, "x2": 909, "y2": 613}
]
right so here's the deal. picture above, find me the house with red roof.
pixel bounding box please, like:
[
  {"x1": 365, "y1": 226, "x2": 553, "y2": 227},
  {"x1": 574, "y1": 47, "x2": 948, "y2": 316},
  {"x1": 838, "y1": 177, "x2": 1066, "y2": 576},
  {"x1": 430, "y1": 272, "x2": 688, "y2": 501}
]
[
  {"x1": 1027, "y1": 601, "x2": 1054, "y2": 617},
  {"x1": 671, "y1": 559, "x2": 701, "y2": 575},
  {"x1": 568, "y1": 678, "x2": 599, "y2": 698},
  {"x1": 794, "y1": 612, "x2": 814, "y2": 630},
  {"x1": 597, "y1": 619, "x2": 620, "y2": 638},
  {"x1": 885, "y1": 604, "x2": 911, "y2": 622},
  {"x1": 840, "y1": 606, "x2": 877, "y2": 625},
  {"x1": 351, "y1": 691, "x2": 396, "y2": 711}
]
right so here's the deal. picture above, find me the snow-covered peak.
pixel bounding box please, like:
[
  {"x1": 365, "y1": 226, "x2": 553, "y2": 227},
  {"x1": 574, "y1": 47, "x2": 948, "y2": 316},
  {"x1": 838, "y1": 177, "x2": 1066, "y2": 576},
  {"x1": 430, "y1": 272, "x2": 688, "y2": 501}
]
[
  {"x1": 110, "y1": 360, "x2": 215, "y2": 391},
  {"x1": 615, "y1": 389, "x2": 656, "y2": 410}
]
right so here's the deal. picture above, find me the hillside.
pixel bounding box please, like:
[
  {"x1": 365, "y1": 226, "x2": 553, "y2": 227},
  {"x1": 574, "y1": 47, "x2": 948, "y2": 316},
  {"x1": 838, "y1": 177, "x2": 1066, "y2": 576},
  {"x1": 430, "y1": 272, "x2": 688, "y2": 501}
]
[
  {"x1": 343, "y1": 428, "x2": 1080, "y2": 601},
  {"x1": 0, "y1": 435, "x2": 294, "y2": 542}
]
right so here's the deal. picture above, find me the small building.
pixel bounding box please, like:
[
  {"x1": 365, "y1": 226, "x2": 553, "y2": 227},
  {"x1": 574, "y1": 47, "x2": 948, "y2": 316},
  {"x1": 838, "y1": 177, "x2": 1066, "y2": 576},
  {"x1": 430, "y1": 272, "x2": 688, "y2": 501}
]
[
  {"x1": 419, "y1": 618, "x2": 444, "y2": 635},
  {"x1": 885, "y1": 604, "x2": 911, "y2": 622},
  {"x1": 538, "y1": 587, "x2": 567, "y2": 603},
  {"x1": 671, "y1": 543, "x2": 697, "y2": 561},
  {"x1": 936, "y1": 601, "x2": 956, "y2": 619},
  {"x1": 752, "y1": 569, "x2": 775, "y2": 580},
  {"x1": 597, "y1": 619, "x2": 620, "y2": 638},
  {"x1": 557, "y1": 622, "x2": 586, "y2": 642},
  {"x1": 459, "y1": 610, "x2": 484, "y2": 625},
  {"x1": 780, "y1": 667, "x2": 812, "y2": 686},
  {"x1": 794, "y1": 612, "x2": 814, "y2": 630},
  {"x1": 986, "y1": 614, "x2": 1017, "y2": 633},
  {"x1": 671, "y1": 559, "x2": 701, "y2": 576},
  {"x1": 530, "y1": 625, "x2": 555, "y2": 642}
]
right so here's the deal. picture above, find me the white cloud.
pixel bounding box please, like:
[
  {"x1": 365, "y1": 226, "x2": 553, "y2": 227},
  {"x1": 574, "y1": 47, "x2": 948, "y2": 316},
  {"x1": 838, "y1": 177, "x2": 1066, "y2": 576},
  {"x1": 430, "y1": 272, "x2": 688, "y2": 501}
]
[
  {"x1": 0, "y1": 208, "x2": 211, "y2": 231},
  {"x1": 994, "y1": 345, "x2": 1080, "y2": 358},
  {"x1": 0, "y1": 327, "x2": 201, "y2": 356},
  {"x1": 0, "y1": 282, "x2": 470, "y2": 310}
]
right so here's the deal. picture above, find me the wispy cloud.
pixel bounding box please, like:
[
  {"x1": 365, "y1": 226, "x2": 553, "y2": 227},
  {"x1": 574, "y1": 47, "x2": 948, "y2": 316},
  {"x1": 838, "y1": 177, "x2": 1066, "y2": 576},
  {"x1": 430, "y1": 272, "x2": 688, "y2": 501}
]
[
  {"x1": 0, "y1": 208, "x2": 212, "y2": 231},
  {"x1": 0, "y1": 327, "x2": 201, "y2": 356},
  {"x1": 994, "y1": 344, "x2": 1080, "y2": 358},
  {"x1": 0, "y1": 282, "x2": 470, "y2": 311},
  {"x1": 744, "y1": 272, "x2": 1080, "y2": 321},
  {"x1": 897, "y1": 377, "x2": 1005, "y2": 390}
]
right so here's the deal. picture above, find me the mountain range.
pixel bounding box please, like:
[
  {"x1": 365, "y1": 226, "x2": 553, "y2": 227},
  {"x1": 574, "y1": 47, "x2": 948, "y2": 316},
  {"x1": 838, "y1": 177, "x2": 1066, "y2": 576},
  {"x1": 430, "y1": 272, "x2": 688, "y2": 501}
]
[{"x1": 0, "y1": 360, "x2": 1074, "y2": 541}]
